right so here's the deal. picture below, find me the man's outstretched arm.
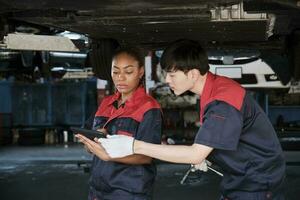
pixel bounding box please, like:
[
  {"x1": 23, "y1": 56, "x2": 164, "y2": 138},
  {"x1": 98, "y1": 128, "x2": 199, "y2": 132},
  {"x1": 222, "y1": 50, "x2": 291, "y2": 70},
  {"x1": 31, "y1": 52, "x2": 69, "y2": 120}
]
[{"x1": 99, "y1": 135, "x2": 213, "y2": 164}]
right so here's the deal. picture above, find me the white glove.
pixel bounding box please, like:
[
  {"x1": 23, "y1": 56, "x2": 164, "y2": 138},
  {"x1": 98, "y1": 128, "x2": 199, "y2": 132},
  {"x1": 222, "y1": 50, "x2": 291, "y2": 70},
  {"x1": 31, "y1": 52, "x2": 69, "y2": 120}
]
[
  {"x1": 192, "y1": 160, "x2": 212, "y2": 172},
  {"x1": 98, "y1": 135, "x2": 134, "y2": 158}
]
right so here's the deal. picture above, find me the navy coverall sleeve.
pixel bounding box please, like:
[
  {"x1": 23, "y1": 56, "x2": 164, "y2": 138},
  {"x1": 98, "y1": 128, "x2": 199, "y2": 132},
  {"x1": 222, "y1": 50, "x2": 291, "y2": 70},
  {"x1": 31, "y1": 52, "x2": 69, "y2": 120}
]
[
  {"x1": 194, "y1": 101, "x2": 243, "y2": 151},
  {"x1": 135, "y1": 109, "x2": 162, "y2": 144}
]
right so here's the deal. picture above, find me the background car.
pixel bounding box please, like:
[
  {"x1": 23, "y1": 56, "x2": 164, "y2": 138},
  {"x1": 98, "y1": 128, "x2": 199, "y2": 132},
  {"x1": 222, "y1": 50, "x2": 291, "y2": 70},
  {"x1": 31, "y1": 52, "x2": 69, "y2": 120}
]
[{"x1": 208, "y1": 49, "x2": 290, "y2": 89}]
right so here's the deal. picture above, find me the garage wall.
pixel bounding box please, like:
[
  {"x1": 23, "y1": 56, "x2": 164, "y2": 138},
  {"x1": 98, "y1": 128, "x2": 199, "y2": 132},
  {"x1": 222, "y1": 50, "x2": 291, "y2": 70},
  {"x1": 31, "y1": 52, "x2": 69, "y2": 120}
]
[
  {"x1": 7, "y1": 80, "x2": 97, "y2": 128},
  {"x1": 0, "y1": 82, "x2": 12, "y2": 113}
]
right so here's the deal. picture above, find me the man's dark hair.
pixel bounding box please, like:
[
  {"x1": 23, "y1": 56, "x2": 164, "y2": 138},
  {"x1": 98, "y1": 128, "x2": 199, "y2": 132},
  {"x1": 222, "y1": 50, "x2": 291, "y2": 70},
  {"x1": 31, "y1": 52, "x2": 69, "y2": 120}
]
[{"x1": 160, "y1": 39, "x2": 209, "y2": 75}]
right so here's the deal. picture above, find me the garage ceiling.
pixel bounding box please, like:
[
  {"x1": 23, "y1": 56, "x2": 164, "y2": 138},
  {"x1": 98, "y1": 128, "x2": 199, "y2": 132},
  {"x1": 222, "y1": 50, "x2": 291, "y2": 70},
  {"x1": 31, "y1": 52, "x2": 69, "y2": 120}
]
[{"x1": 0, "y1": 0, "x2": 299, "y2": 49}]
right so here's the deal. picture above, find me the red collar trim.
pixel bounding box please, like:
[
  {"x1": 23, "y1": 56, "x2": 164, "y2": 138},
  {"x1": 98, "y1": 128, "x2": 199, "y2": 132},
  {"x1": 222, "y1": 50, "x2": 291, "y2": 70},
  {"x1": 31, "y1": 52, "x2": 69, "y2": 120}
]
[
  {"x1": 200, "y1": 71, "x2": 214, "y2": 102},
  {"x1": 107, "y1": 86, "x2": 146, "y2": 107},
  {"x1": 199, "y1": 72, "x2": 246, "y2": 124}
]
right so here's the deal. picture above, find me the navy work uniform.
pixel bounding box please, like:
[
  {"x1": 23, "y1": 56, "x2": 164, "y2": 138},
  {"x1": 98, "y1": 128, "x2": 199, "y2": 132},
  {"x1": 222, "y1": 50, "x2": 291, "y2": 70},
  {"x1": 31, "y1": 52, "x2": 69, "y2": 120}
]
[
  {"x1": 89, "y1": 87, "x2": 162, "y2": 200},
  {"x1": 195, "y1": 72, "x2": 285, "y2": 200}
]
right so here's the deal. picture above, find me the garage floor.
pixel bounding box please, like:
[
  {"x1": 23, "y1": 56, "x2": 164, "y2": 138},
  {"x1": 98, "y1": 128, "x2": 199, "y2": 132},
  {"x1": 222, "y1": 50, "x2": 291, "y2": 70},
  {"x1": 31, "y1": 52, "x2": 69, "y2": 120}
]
[{"x1": 0, "y1": 145, "x2": 299, "y2": 200}]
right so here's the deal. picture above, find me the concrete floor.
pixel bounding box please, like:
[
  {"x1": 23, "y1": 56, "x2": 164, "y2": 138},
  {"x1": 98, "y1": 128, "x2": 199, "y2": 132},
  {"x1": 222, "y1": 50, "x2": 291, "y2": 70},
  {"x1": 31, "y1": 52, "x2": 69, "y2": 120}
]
[{"x1": 0, "y1": 145, "x2": 299, "y2": 200}]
